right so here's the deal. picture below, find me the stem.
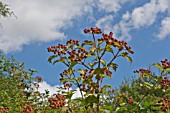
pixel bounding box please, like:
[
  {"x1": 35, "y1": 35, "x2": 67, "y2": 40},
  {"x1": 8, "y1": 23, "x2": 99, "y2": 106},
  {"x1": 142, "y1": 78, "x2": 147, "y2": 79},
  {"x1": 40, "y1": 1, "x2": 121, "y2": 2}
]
[
  {"x1": 138, "y1": 70, "x2": 164, "y2": 107},
  {"x1": 63, "y1": 61, "x2": 84, "y2": 99},
  {"x1": 97, "y1": 51, "x2": 100, "y2": 112},
  {"x1": 92, "y1": 33, "x2": 100, "y2": 113},
  {"x1": 99, "y1": 44, "x2": 107, "y2": 59},
  {"x1": 92, "y1": 34, "x2": 96, "y2": 48},
  {"x1": 108, "y1": 50, "x2": 120, "y2": 65},
  {"x1": 81, "y1": 62, "x2": 91, "y2": 70},
  {"x1": 71, "y1": 69, "x2": 84, "y2": 99}
]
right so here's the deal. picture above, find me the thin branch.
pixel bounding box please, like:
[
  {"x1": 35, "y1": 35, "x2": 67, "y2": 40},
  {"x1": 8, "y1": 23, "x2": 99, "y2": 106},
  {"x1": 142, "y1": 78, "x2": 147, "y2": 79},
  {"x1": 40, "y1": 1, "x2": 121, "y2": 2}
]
[
  {"x1": 108, "y1": 50, "x2": 121, "y2": 64},
  {"x1": 99, "y1": 44, "x2": 107, "y2": 59},
  {"x1": 81, "y1": 62, "x2": 91, "y2": 70}
]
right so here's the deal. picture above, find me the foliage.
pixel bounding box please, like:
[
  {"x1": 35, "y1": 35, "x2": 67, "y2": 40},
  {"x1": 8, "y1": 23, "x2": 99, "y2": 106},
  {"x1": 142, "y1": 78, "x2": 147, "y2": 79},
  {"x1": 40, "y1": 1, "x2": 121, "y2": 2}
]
[
  {"x1": 47, "y1": 27, "x2": 169, "y2": 112},
  {"x1": 0, "y1": 55, "x2": 55, "y2": 113},
  {"x1": 104, "y1": 60, "x2": 170, "y2": 113},
  {"x1": 0, "y1": 1, "x2": 13, "y2": 18},
  {"x1": 0, "y1": 27, "x2": 169, "y2": 113},
  {"x1": 47, "y1": 27, "x2": 134, "y2": 113}
]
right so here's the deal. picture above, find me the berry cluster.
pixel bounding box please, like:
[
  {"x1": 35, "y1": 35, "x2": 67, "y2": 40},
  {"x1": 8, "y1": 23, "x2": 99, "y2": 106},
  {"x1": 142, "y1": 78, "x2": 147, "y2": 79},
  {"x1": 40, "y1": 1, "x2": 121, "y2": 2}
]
[
  {"x1": 84, "y1": 27, "x2": 102, "y2": 34},
  {"x1": 64, "y1": 83, "x2": 72, "y2": 89},
  {"x1": 21, "y1": 102, "x2": 33, "y2": 113},
  {"x1": 161, "y1": 77, "x2": 170, "y2": 89},
  {"x1": 128, "y1": 96, "x2": 133, "y2": 105},
  {"x1": 35, "y1": 76, "x2": 42, "y2": 82},
  {"x1": 47, "y1": 44, "x2": 67, "y2": 56},
  {"x1": 134, "y1": 68, "x2": 151, "y2": 74},
  {"x1": 158, "y1": 96, "x2": 170, "y2": 111},
  {"x1": 68, "y1": 48, "x2": 88, "y2": 62},
  {"x1": 161, "y1": 59, "x2": 170, "y2": 69},
  {"x1": 104, "y1": 67, "x2": 112, "y2": 75},
  {"x1": 66, "y1": 39, "x2": 80, "y2": 46},
  {"x1": 80, "y1": 69, "x2": 93, "y2": 80},
  {"x1": 81, "y1": 81, "x2": 99, "y2": 94},
  {"x1": 98, "y1": 32, "x2": 134, "y2": 54},
  {"x1": 48, "y1": 94, "x2": 66, "y2": 109},
  {"x1": 59, "y1": 70, "x2": 70, "y2": 84},
  {"x1": 0, "y1": 107, "x2": 10, "y2": 112},
  {"x1": 32, "y1": 82, "x2": 40, "y2": 88}
]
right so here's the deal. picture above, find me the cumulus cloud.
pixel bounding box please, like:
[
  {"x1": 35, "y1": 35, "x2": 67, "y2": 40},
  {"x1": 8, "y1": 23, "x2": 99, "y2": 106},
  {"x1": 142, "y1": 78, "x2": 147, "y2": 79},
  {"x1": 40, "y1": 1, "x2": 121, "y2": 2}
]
[
  {"x1": 96, "y1": 15, "x2": 114, "y2": 33},
  {"x1": 157, "y1": 17, "x2": 170, "y2": 40},
  {"x1": 0, "y1": 0, "x2": 94, "y2": 53},
  {"x1": 1, "y1": 0, "x2": 170, "y2": 53},
  {"x1": 131, "y1": 0, "x2": 170, "y2": 28},
  {"x1": 97, "y1": 0, "x2": 132, "y2": 13},
  {"x1": 37, "y1": 81, "x2": 83, "y2": 99},
  {"x1": 96, "y1": 0, "x2": 170, "y2": 41},
  {"x1": 36, "y1": 81, "x2": 60, "y2": 96}
]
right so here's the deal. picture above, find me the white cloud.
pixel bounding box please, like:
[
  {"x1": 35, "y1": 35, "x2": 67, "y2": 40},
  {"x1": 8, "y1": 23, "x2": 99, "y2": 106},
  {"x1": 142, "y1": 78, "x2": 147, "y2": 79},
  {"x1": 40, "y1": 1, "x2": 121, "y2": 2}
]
[
  {"x1": 131, "y1": 0, "x2": 170, "y2": 28},
  {"x1": 96, "y1": 0, "x2": 170, "y2": 41},
  {"x1": 97, "y1": 0, "x2": 132, "y2": 13},
  {"x1": 0, "y1": 0, "x2": 94, "y2": 53},
  {"x1": 157, "y1": 17, "x2": 170, "y2": 40},
  {"x1": 36, "y1": 81, "x2": 60, "y2": 96},
  {"x1": 1, "y1": 0, "x2": 170, "y2": 53},
  {"x1": 37, "y1": 81, "x2": 83, "y2": 99},
  {"x1": 96, "y1": 15, "x2": 114, "y2": 33}
]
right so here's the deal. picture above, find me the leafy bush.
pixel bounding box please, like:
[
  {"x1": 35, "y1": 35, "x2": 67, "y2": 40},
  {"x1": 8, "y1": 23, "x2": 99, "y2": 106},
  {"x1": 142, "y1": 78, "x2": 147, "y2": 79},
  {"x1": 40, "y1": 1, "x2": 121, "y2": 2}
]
[{"x1": 0, "y1": 27, "x2": 169, "y2": 113}]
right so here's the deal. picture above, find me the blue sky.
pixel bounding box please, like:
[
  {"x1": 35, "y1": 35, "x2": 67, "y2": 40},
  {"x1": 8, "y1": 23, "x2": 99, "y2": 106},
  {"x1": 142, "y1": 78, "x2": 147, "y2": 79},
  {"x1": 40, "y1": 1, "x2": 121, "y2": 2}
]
[{"x1": 1, "y1": 0, "x2": 170, "y2": 93}]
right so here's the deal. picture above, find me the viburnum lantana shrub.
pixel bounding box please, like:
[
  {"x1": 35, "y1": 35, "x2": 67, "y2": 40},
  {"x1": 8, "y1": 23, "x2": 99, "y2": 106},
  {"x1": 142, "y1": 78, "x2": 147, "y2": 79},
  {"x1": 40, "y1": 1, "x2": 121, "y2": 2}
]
[
  {"x1": 103, "y1": 59, "x2": 170, "y2": 112},
  {"x1": 47, "y1": 27, "x2": 134, "y2": 112},
  {"x1": 0, "y1": 54, "x2": 55, "y2": 113}
]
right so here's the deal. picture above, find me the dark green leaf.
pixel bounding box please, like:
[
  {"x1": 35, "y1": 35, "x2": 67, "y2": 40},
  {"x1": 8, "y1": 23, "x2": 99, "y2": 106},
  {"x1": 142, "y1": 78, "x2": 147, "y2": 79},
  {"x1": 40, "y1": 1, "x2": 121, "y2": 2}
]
[
  {"x1": 85, "y1": 95, "x2": 98, "y2": 104},
  {"x1": 94, "y1": 68, "x2": 104, "y2": 74}
]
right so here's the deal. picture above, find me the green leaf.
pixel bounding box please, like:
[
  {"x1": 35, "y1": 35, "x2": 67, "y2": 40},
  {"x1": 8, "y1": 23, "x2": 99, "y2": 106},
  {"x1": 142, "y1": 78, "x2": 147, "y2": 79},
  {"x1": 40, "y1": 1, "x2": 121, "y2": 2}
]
[
  {"x1": 120, "y1": 52, "x2": 132, "y2": 64},
  {"x1": 87, "y1": 52, "x2": 96, "y2": 57},
  {"x1": 82, "y1": 40, "x2": 94, "y2": 46},
  {"x1": 61, "y1": 78, "x2": 75, "y2": 83},
  {"x1": 165, "y1": 67, "x2": 170, "y2": 71},
  {"x1": 116, "y1": 107, "x2": 127, "y2": 111},
  {"x1": 113, "y1": 42, "x2": 121, "y2": 47},
  {"x1": 28, "y1": 69, "x2": 37, "y2": 73},
  {"x1": 102, "y1": 85, "x2": 111, "y2": 89},
  {"x1": 153, "y1": 62, "x2": 163, "y2": 71},
  {"x1": 76, "y1": 76, "x2": 83, "y2": 82},
  {"x1": 94, "y1": 68, "x2": 104, "y2": 74},
  {"x1": 85, "y1": 95, "x2": 98, "y2": 104},
  {"x1": 144, "y1": 82, "x2": 153, "y2": 89},
  {"x1": 48, "y1": 55, "x2": 58, "y2": 63},
  {"x1": 106, "y1": 45, "x2": 113, "y2": 53},
  {"x1": 69, "y1": 62, "x2": 78, "y2": 70},
  {"x1": 107, "y1": 63, "x2": 118, "y2": 71},
  {"x1": 98, "y1": 40, "x2": 104, "y2": 46},
  {"x1": 88, "y1": 62, "x2": 98, "y2": 68},
  {"x1": 89, "y1": 47, "x2": 96, "y2": 52},
  {"x1": 106, "y1": 74, "x2": 112, "y2": 78},
  {"x1": 53, "y1": 59, "x2": 64, "y2": 65},
  {"x1": 100, "y1": 59, "x2": 106, "y2": 66},
  {"x1": 65, "y1": 91, "x2": 75, "y2": 99},
  {"x1": 78, "y1": 69, "x2": 86, "y2": 74},
  {"x1": 100, "y1": 85, "x2": 111, "y2": 94}
]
